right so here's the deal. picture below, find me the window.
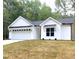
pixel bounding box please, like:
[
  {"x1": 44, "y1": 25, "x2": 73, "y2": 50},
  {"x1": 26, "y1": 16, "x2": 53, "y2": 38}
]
[
  {"x1": 51, "y1": 28, "x2": 54, "y2": 36},
  {"x1": 46, "y1": 28, "x2": 50, "y2": 36},
  {"x1": 46, "y1": 28, "x2": 54, "y2": 36}
]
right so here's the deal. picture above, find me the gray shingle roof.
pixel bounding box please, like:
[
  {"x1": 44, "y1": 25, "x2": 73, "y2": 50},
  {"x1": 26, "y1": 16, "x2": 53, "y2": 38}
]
[
  {"x1": 31, "y1": 20, "x2": 44, "y2": 25},
  {"x1": 58, "y1": 17, "x2": 74, "y2": 24},
  {"x1": 31, "y1": 17, "x2": 74, "y2": 25}
]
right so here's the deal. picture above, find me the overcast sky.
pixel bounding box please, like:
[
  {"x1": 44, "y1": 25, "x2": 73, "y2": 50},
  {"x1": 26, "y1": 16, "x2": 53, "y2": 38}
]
[{"x1": 40, "y1": 0, "x2": 56, "y2": 12}]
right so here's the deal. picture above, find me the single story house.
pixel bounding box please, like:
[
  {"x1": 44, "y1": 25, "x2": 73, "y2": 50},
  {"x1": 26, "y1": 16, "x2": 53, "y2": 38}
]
[{"x1": 8, "y1": 16, "x2": 74, "y2": 40}]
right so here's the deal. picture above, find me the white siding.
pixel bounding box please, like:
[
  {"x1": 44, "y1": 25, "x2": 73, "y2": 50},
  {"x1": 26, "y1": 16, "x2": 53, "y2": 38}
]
[
  {"x1": 11, "y1": 18, "x2": 31, "y2": 26},
  {"x1": 8, "y1": 16, "x2": 32, "y2": 27},
  {"x1": 31, "y1": 27, "x2": 40, "y2": 39},
  {"x1": 41, "y1": 20, "x2": 61, "y2": 40},
  {"x1": 61, "y1": 25, "x2": 71, "y2": 40},
  {"x1": 35, "y1": 27, "x2": 41, "y2": 39}
]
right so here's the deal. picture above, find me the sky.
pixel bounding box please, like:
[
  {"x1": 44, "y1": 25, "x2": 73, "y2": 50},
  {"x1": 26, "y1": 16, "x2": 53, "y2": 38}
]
[{"x1": 40, "y1": 0, "x2": 56, "y2": 12}]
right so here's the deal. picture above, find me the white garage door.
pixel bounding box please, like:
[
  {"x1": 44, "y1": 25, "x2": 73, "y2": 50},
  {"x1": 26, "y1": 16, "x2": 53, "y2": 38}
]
[{"x1": 11, "y1": 31, "x2": 32, "y2": 40}]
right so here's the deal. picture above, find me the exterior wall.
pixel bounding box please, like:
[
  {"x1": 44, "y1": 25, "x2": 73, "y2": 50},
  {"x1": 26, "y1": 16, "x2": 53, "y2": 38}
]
[
  {"x1": 41, "y1": 20, "x2": 61, "y2": 40},
  {"x1": 61, "y1": 25, "x2": 71, "y2": 40},
  {"x1": 12, "y1": 19, "x2": 30, "y2": 26},
  {"x1": 31, "y1": 26, "x2": 41, "y2": 39},
  {"x1": 9, "y1": 16, "x2": 32, "y2": 27},
  {"x1": 35, "y1": 27, "x2": 41, "y2": 39}
]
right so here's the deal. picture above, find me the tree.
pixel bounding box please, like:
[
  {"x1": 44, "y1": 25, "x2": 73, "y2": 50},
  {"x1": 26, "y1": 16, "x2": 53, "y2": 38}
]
[
  {"x1": 39, "y1": 3, "x2": 52, "y2": 20},
  {"x1": 51, "y1": 11, "x2": 62, "y2": 19},
  {"x1": 3, "y1": 0, "x2": 24, "y2": 39},
  {"x1": 55, "y1": 0, "x2": 75, "y2": 16}
]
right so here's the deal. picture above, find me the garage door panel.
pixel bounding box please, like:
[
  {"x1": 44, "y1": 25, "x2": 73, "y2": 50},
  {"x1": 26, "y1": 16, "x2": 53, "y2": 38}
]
[{"x1": 12, "y1": 31, "x2": 31, "y2": 40}]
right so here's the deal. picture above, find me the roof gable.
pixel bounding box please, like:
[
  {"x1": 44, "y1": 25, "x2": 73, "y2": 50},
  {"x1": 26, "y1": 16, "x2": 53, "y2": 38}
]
[
  {"x1": 40, "y1": 17, "x2": 61, "y2": 26},
  {"x1": 8, "y1": 16, "x2": 33, "y2": 28}
]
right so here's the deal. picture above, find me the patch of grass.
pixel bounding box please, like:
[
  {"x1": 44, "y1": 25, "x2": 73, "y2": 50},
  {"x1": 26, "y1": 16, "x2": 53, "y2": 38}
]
[{"x1": 3, "y1": 40, "x2": 75, "y2": 59}]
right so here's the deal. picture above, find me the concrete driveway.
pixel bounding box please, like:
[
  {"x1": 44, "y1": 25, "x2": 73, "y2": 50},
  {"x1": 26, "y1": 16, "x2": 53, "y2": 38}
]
[{"x1": 3, "y1": 40, "x2": 23, "y2": 45}]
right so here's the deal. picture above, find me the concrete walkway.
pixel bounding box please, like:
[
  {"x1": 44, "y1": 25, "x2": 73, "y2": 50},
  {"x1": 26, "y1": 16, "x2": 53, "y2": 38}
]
[{"x1": 3, "y1": 40, "x2": 23, "y2": 45}]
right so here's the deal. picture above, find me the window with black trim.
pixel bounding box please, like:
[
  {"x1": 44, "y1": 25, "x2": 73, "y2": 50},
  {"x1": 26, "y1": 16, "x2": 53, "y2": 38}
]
[{"x1": 46, "y1": 28, "x2": 54, "y2": 36}]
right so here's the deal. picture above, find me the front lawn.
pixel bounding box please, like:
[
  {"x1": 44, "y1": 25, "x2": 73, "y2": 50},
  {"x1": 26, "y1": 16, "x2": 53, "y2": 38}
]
[{"x1": 3, "y1": 40, "x2": 75, "y2": 59}]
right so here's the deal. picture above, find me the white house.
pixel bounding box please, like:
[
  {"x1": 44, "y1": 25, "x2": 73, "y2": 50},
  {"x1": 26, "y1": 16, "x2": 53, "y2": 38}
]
[{"x1": 8, "y1": 16, "x2": 74, "y2": 40}]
